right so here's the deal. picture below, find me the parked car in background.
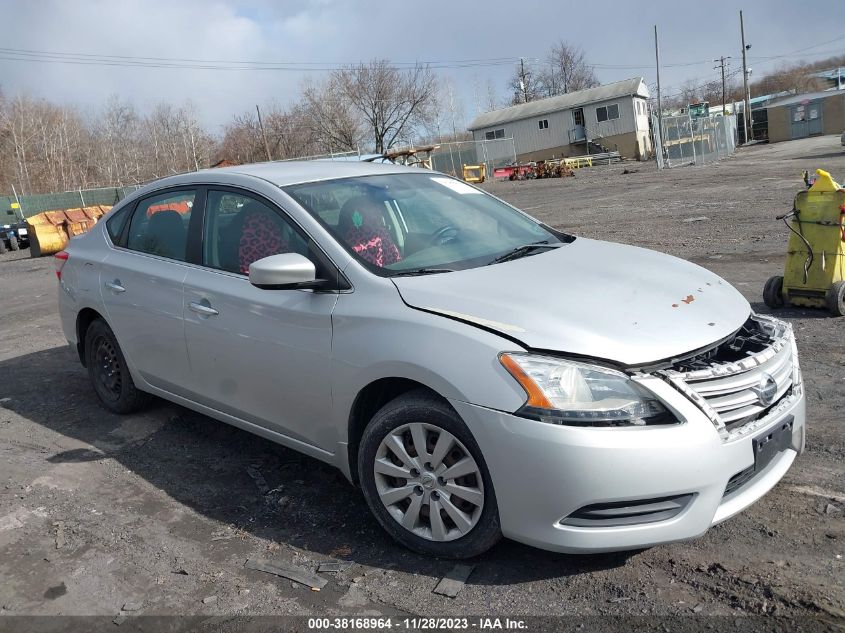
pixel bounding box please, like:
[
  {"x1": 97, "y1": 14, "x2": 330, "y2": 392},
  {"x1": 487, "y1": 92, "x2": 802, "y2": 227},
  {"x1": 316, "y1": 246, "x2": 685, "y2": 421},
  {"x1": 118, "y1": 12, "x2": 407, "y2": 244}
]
[
  {"x1": 0, "y1": 219, "x2": 29, "y2": 253},
  {"x1": 55, "y1": 161, "x2": 805, "y2": 558}
]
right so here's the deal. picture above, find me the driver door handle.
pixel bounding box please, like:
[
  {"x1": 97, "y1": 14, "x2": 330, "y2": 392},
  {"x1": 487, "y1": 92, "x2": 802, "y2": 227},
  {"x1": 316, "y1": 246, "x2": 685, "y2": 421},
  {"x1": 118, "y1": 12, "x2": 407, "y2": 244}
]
[
  {"x1": 189, "y1": 301, "x2": 219, "y2": 316},
  {"x1": 105, "y1": 280, "x2": 125, "y2": 293}
]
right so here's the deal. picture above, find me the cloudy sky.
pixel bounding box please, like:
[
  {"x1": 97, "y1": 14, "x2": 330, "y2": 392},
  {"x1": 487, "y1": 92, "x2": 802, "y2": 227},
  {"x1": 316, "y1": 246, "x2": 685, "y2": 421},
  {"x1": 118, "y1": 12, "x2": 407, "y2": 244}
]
[{"x1": 1, "y1": 0, "x2": 843, "y2": 133}]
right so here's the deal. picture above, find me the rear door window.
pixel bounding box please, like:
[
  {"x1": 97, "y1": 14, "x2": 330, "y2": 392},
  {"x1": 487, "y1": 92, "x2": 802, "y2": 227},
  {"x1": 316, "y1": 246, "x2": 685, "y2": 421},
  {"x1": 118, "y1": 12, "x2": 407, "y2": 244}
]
[{"x1": 125, "y1": 190, "x2": 196, "y2": 261}]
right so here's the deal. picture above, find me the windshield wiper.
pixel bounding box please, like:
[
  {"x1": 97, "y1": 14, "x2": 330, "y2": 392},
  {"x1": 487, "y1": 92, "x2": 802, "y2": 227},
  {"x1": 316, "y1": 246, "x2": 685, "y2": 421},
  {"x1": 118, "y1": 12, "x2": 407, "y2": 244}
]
[
  {"x1": 487, "y1": 241, "x2": 561, "y2": 265},
  {"x1": 390, "y1": 268, "x2": 455, "y2": 277}
]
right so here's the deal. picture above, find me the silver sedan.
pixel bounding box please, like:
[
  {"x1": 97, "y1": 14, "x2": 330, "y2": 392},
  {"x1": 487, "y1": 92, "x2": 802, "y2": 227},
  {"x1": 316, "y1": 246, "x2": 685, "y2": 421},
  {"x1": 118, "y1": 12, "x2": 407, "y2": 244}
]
[{"x1": 56, "y1": 161, "x2": 805, "y2": 557}]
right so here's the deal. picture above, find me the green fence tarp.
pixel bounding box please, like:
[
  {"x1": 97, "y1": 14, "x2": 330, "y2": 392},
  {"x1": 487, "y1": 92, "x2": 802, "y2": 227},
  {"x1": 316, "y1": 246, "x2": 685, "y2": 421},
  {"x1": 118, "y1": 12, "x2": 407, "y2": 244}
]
[{"x1": 0, "y1": 187, "x2": 140, "y2": 220}]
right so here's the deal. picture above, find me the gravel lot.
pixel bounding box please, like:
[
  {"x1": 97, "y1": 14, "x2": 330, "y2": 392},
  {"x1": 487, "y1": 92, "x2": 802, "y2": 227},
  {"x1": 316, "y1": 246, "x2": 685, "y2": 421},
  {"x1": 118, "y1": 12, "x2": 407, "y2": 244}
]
[{"x1": 0, "y1": 135, "x2": 843, "y2": 629}]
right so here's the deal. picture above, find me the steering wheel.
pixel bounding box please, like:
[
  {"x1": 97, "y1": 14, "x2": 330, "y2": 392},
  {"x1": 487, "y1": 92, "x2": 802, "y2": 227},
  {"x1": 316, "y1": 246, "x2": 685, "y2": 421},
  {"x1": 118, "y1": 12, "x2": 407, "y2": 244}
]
[{"x1": 429, "y1": 224, "x2": 460, "y2": 246}]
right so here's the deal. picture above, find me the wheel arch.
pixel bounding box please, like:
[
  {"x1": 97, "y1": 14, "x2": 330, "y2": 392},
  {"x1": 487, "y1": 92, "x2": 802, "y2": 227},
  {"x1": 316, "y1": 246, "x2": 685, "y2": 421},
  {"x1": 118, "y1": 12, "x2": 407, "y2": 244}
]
[
  {"x1": 346, "y1": 377, "x2": 454, "y2": 486},
  {"x1": 75, "y1": 307, "x2": 106, "y2": 367}
]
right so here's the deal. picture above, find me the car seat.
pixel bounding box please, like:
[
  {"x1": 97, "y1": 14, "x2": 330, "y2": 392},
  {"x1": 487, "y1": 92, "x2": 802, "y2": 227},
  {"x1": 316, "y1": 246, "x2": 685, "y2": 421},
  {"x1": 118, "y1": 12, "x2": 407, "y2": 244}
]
[
  {"x1": 337, "y1": 196, "x2": 402, "y2": 267},
  {"x1": 141, "y1": 210, "x2": 186, "y2": 259},
  {"x1": 235, "y1": 204, "x2": 290, "y2": 274}
]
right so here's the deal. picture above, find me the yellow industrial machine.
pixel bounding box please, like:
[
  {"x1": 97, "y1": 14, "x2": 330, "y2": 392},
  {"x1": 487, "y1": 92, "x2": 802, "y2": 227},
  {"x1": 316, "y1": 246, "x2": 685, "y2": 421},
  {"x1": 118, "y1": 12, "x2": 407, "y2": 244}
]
[
  {"x1": 462, "y1": 164, "x2": 486, "y2": 184},
  {"x1": 763, "y1": 169, "x2": 845, "y2": 316},
  {"x1": 26, "y1": 205, "x2": 110, "y2": 257}
]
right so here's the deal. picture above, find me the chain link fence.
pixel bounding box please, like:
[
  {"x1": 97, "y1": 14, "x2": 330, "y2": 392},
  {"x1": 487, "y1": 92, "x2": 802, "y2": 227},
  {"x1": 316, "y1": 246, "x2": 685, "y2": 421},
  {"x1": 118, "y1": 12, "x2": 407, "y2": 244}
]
[
  {"x1": 1, "y1": 139, "x2": 519, "y2": 219},
  {"x1": 429, "y1": 138, "x2": 517, "y2": 178},
  {"x1": 1, "y1": 185, "x2": 143, "y2": 220},
  {"x1": 653, "y1": 113, "x2": 738, "y2": 169}
]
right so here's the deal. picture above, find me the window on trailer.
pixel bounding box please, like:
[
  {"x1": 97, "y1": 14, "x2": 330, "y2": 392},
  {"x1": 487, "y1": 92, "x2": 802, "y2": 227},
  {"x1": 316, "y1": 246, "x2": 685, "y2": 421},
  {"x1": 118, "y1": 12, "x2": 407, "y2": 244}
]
[{"x1": 596, "y1": 104, "x2": 620, "y2": 122}]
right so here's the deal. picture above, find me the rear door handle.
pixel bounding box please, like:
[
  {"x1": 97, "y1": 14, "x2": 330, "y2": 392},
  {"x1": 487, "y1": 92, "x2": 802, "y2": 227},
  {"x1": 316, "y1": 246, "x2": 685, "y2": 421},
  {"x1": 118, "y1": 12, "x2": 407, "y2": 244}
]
[
  {"x1": 105, "y1": 280, "x2": 125, "y2": 293},
  {"x1": 188, "y1": 301, "x2": 219, "y2": 316}
]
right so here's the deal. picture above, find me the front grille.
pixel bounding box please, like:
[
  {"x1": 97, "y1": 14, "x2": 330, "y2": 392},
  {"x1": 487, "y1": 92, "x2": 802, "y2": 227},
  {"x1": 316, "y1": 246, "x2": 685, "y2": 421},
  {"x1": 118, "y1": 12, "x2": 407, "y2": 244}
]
[
  {"x1": 660, "y1": 315, "x2": 800, "y2": 439},
  {"x1": 561, "y1": 494, "x2": 694, "y2": 527},
  {"x1": 684, "y1": 342, "x2": 793, "y2": 429}
]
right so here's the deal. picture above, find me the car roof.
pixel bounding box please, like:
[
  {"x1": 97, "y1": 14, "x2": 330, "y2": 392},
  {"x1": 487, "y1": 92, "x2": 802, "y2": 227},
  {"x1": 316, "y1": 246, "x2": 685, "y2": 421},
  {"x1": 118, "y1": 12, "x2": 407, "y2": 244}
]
[{"x1": 193, "y1": 159, "x2": 421, "y2": 187}]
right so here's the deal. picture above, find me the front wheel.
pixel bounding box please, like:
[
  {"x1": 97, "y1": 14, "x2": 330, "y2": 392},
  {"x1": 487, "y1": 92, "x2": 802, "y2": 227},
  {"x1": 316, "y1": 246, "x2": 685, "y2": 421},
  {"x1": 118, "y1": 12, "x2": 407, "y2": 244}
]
[
  {"x1": 8, "y1": 235, "x2": 19, "y2": 251},
  {"x1": 84, "y1": 319, "x2": 151, "y2": 413},
  {"x1": 358, "y1": 390, "x2": 501, "y2": 558}
]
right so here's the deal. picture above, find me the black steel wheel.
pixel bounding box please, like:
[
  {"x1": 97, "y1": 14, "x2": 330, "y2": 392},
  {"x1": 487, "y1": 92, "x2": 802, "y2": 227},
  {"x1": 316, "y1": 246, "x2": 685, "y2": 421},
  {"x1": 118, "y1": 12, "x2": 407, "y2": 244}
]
[{"x1": 84, "y1": 319, "x2": 151, "y2": 413}]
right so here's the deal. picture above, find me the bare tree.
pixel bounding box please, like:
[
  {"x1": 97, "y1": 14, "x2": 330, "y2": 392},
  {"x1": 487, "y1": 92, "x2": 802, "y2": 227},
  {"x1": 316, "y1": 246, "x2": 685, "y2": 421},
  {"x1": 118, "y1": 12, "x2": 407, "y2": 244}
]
[
  {"x1": 507, "y1": 60, "x2": 544, "y2": 105},
  {"x1": 326, "y1": 60, "x2": 438, "y2": 153},
  {"x1": 435, "y1": 77, "x2": 467, "y2": 140},
  {"x1": 751, "y1": 62, "x2": 826, "y2": 97},
  {"x1": 301, "y1": 76, "x2": 366, "y2": 154},
  {"x1": 539, "y1": 41, "x2": 599, "y2": 96}
]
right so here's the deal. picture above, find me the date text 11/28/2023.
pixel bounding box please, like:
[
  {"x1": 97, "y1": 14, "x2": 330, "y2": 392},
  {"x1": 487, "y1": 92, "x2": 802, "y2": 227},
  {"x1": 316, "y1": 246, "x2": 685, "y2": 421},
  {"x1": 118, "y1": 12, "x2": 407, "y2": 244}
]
[{"x1": 307, "y1": 617, "x2": 528, "y2": 630}]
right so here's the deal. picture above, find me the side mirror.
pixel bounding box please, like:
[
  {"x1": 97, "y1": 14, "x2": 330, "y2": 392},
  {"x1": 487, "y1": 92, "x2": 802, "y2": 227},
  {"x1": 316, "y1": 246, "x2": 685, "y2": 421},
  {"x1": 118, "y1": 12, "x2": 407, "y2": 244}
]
[{"x1": 249, "y1": 253, "x2": 322, "y2": 290}]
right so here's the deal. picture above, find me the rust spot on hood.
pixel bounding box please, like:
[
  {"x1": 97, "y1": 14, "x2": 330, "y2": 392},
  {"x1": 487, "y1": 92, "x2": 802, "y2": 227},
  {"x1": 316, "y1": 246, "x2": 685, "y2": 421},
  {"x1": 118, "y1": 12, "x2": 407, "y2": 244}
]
[{"x1": 682, "y1": 295, "x2": 695, "y2": 304}]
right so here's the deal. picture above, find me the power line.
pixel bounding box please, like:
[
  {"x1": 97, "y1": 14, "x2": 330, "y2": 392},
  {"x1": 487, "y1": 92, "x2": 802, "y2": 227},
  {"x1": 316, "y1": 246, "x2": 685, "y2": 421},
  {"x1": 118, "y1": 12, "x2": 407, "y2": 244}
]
[
  {"x1": 0, "y1": 46, "x2": 748, "y2": 73},
  {"x1": 0, "y1": 42, "x2": 839, "y2": 82},
  {"x1": 0, "y1": 47, "x2": 518, "y2": 71},
  {"x1": 747, "y1": 35, "x2": 845, "y2": 61}
]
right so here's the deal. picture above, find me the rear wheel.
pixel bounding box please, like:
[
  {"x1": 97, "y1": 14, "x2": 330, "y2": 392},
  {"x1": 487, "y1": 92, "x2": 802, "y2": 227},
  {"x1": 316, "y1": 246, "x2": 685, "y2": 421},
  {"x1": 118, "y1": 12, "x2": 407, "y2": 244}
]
[
  {"x1": 84, "y1": 319, "x2": 151, "y2": 413},
  {"x1": 8, "y1": 235, "x2": 19, "y2": 251},
  {"x1": 827, "y1": 281, "x2": 845, "y2": 317},
  {"x1": 763, "y1": 275, "x2": 785, "y2": 309},
  {"x1": 0, "y1": 240, "x2": 6, "y2": 254},
  {"x1": 358, "y1": 389, "x2": 501, "y2": 558}
]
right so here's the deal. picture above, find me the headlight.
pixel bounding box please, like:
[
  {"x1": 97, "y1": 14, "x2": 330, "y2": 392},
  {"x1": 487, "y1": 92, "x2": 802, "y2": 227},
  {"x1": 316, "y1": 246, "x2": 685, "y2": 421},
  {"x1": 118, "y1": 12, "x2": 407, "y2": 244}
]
[{"x1": 499, "y1": 353, "x2": 678, "y2": 427}]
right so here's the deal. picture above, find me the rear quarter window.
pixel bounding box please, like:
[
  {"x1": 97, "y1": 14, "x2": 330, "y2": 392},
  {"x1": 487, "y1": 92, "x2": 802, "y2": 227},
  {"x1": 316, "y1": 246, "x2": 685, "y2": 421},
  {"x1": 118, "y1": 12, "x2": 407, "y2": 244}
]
[{"x1": 105, "y1": 205, "x2": 132, "y2": 245}]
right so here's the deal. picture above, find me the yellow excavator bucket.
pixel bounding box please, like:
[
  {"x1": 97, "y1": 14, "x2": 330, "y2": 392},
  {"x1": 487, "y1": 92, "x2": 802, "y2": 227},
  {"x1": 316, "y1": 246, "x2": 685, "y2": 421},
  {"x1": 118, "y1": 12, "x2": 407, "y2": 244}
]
[{"x1": 26, "y1": 205, "x2": 110, "y2": 257}]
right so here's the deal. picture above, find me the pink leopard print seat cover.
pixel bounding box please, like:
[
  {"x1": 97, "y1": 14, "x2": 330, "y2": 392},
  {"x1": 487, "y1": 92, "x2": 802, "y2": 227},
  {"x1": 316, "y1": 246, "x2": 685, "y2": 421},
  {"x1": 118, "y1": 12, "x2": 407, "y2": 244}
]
[
  {"x1": 339, "y1": 197, "x2": 402, "y2": 267},
  {"x1": 238, "y1": 208, "x2": 290, "y2": 274}
]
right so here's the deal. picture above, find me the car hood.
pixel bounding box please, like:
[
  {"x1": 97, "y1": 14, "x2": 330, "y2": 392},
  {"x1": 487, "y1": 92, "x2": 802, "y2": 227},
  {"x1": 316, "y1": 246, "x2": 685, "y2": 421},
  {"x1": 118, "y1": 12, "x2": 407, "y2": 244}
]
[{"x1": 391, "y1": 238, "x2": 750, "y2": 366}]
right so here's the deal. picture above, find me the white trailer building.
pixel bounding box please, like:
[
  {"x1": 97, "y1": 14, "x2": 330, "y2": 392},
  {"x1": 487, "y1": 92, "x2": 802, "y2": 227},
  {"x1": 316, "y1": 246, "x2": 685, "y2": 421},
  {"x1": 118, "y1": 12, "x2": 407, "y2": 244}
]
[{"x1": 467, "y1": 77, "x2": 652, "y2": 163}]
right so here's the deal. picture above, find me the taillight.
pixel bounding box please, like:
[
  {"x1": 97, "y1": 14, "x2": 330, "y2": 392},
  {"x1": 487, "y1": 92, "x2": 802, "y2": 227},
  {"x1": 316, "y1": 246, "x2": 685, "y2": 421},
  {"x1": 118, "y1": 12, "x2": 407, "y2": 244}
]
[{"x1": 54, "y1": 251, "x2": 69, "y2": 280}]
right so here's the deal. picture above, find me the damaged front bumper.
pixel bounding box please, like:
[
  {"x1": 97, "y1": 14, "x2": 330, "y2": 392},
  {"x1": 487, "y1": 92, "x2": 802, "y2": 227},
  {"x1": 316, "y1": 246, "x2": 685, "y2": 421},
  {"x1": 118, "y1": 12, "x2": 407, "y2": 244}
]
[{"x1": 453, "y1": 314, "x2": 805, "y2": 554}]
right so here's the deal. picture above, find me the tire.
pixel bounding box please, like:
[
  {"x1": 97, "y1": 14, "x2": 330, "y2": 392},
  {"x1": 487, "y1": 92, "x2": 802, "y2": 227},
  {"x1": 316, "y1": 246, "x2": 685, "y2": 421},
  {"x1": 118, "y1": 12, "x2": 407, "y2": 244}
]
[
  {"x1": 826, "y1": 280, "x2": 845, "y2": 317},
  {"x1": 763, "y1": 275, "x2": 785, "y2": 309},
  {"x1": 8, "y1": 235, "x2": 19, "y2": 251},
  {"x1": 0, "y1": 240, "x2": 6, "y2": 255},
  {"x1": 84, "y1": 319, "x2": 151, "y2": 414},
  {"x1": 358, "y1": 389, "x2": 501, "y2": 558}
]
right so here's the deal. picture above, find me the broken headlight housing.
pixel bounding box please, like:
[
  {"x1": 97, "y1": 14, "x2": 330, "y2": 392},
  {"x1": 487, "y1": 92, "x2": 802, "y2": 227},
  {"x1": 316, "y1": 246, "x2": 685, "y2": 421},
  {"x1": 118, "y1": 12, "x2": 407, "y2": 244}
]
[{"x1": 499, "y1": 353, "x2": 678, "y2": 427}]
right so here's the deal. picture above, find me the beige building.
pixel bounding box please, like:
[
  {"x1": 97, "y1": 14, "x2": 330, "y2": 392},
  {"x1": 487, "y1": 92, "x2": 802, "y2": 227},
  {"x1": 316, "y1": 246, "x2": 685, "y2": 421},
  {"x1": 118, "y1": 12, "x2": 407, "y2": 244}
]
[
  {"x1": 467, "y1": 78, "x2": 652, "y2": 163},
  {"x1": 766, "y1": 90, "x2": 845, "y2": 143}
]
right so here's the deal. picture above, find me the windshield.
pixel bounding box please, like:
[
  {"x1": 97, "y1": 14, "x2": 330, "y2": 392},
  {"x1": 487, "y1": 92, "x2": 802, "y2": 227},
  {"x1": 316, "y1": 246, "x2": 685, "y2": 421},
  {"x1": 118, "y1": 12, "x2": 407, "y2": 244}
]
[{"x1": 285, "y1": 173, "x2": 572, "y2": 275}]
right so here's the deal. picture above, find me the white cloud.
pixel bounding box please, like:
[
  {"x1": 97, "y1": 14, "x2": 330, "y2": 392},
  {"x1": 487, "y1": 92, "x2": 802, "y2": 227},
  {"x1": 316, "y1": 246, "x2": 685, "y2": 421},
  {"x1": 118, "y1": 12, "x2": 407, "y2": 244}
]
[{"x1": 1, "y1": 0, "x2": 842, "y2": 133}]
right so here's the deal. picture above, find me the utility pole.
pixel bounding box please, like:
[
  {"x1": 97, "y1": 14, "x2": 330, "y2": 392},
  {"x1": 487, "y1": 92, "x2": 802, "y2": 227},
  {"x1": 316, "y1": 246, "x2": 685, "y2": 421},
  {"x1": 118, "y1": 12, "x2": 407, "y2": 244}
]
[
  {"x1": 740, "y1": 10, "x2": 753, "y2": 142},
  {"x1": 519, "y1": 57, "x2": 529, "y2": 103},
  {"x1": 654, "y1": 25, "x2": 663, "y2": 141},
  {"x1": 714, "y1": 56, "x2": 731, "y2": 115},
  {"x1": 256, "y1": 104, "x2": 272, "y2": 161}
]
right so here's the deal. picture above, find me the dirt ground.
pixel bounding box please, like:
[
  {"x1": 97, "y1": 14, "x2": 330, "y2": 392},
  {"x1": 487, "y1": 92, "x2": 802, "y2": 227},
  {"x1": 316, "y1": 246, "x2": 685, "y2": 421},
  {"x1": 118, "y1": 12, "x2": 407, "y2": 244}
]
[{"x1": 0, "y1": 135, "x2": 843, "y2": 629}]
